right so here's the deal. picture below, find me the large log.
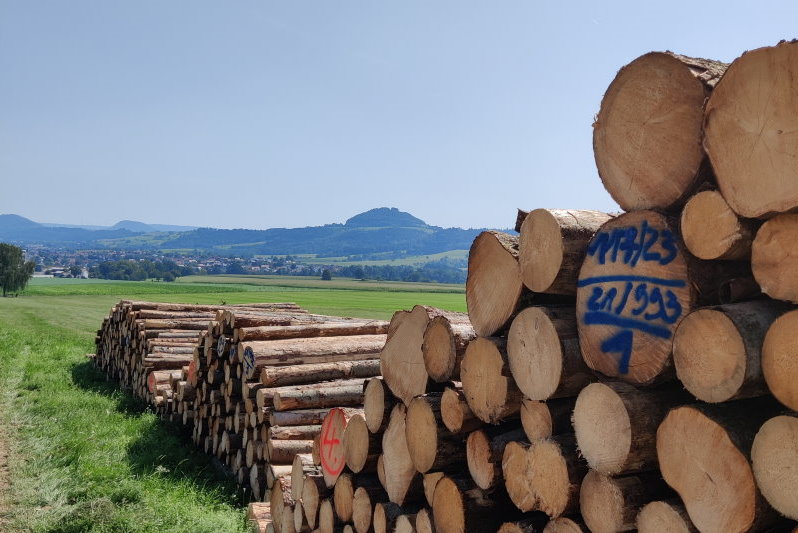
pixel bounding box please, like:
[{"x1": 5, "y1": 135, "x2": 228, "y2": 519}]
[
  {"x1": 752, "y1": 213, "x2": 798, "y2": 303},
  {"x1": 576, "y1": 210, "x2": 749, "y2": 384},
  {"x1": 519, "y1": 398, "x2": 573, "y2": 443},
  {"x1": 656, "y1": 400, "x2": 782, "y2": 532},
  {"x1": 364, "y1": 377, "x2": 396, "y2": 434},
  {"x1": 466, "y1": 231, "x2": 527, "y2": 337},
  {"x1": 580, "y1": 471, "x2": 671, "y2": 533},
  {"x1": 704, "y1": 41, "x2": 798, "y2": 218},
  {"x1": 573, "y1": 382, "x2": 690, "y2": 474},
  {"x1": 260, "y1": 359, "x2": 381, "y2": 388},
  {"x1": 381, "y1": 404, "x2": 422, "y2": 505},
  {"x1": 751, "y1": 414, "x2": 798, "y2": 520},
  {"x1": 680, "y1": 190, "x2": 758, "y2": 261},
  {"x1": 762, "y1": 309, "x2": 798, "y2": 410},
  {"x1": 673, "y1": 300, "x2": 789, "y2": 403},
  {"x1": 507, "y1": 307, "x2": 592, "y2": 400},
  {"x1": 461, "y1": 337, "x2": 523, "y2": 424},
  {"x1": 594, "y1": 52, "x2": 726, "y2": 211},
  {"x1": 518, "y1": 209, "x2": 613, "y2": 295},
  {"x1": 240, "y1": 334, "x2": 385, "y2": 379},
  {"x1": 637, "y1": 500, "x2": 698, "y2": 533},
  {"x1": 422, "y1": 315, "x2": 475, "y2": 382},
  {"x1": 406, "y1": 394, "x2": 467, "y2": 473}
]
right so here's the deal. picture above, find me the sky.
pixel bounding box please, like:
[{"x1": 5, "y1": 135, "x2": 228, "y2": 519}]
[{"x1": 2, "y1": 2, "x2": 797, "y2": 230}]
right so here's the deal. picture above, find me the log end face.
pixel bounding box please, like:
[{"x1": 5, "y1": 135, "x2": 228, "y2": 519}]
[
  {"x1": 705, "y1": 42, "x2": 798, "y2": 219},
  {"x1": 467, "y1": 231, "x2": 523, "y2": 337},
  {"x1": 762, "y1": 310, "x2": 798, "y2": 411},
  {"x1": 508, "y1": 307, "x2": 563, "y2": 400},
  {"x1": 673, "y1": 309, "x2": 746, "y2": 403},
  {"x1": 423, "y1": 317, "x2": 457, "y2": 382},
  {"x1": 752, "y1": 415, "x2": 798, "y2": 520},
  {"x1": 364, "y1": 377, "x2": 386, "y2": 433},
  {"x1": 406, "y1": 397, "x2": 438, "y2": 474},
  {"x1": 352, "y1": 487, "x2": 372, "y2": 533},
  {"x1": 519, "y1": 209, "x2": 564, "y2": 293},
  {"x1": 432, "y1": 476, "x2": 466, "y2": 533},
  {"x1": 681, "y1": 190, "x2": 747, "y2": 260},
  {"x1": 573, "y1": 383, "x2": 631, "y2": 475},
  {"x1": 656, "y1": 406, "x2": 757, "y2": 533},
  {"x1": 462, "y1": 337, "x2": 515, "y2": 424},
  {"x1": 441, "y1": 387, "x2": 464, "y2": 433},
  {"x1": 343, "y1": 414, "x2": 370, "y2": 473},
  {"x1": 579, "y1": 470, "x2": 625, "y2": 533},
  {"x1": 380, "y1": 306, "x2": 430, "y2": 406},
  {"x1": 520, "y1": 399, "x2": 553, "y2": 442},
  {"x1": 502, "y1": 441, "x2": 536, "y2": 512},
  {"x1": 466, "y1": 430, "x2": 495, "y2": 490},
  {"x1": 542, "y1": 517, "x2": 584, "y2": 533},
  {"x1": 333, "y1": 472, "x2": 354, "y2": 522},
  {"x1": 637, "y1": 501, "x2": 693, "y2": 533},
  {"x1": 529, "y1": 439, "x2": 573, "y2": 518},
  {"x1": 594, "y1": 52, "x2": 708, "y2": 211},
  {"x1": 753, "y1": 214, "x2": 798, "y2": 303}
]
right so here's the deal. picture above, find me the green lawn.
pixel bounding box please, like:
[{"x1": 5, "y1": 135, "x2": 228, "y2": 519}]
[{"x1": 0, "y1": 277, "x2": 466, "y2": 531}]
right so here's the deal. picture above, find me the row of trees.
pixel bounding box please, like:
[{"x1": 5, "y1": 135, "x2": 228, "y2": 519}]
[
  {"x1": 89, "y1": 260, "x2": 195, "y2": 282},
  {"x1": 0, "y1": 243, "x2": 35, "y2": 297},
  {"x1": 336, "y1": 261, "x2": 466, "y2": 284}
]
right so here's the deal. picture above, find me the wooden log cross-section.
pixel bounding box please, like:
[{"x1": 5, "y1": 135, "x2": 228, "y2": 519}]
[
  {"x1": 680, "y1": 189, "x2": 758, "y2": 261},
  {"x1": 704, "y1": 41, "x2": 798, "y2": 219},
  {"x1": 576, "y1": 210, "x2": 748, "y2": 384},
  {"x1": 751, "y1": 413, "x2": 798, "y2": 521},
  {"x1": 673, "y1": 300, "x2": 789, "y2": 403},
  {"x1": 752, "y1": 213, "x2": 798, "y2": 303},
  {"x1": 518, "y1": 208, "x2": 613, "y2": 295},
  {"x1": 593, "y1": 51, "x2": 727, "y2": 211},
  {"x1": 460, "y1": 337, "x2": 523, "y2": 424},
  {"x1": 762, "y1": 309, "x2": 798, "y2": 411}
]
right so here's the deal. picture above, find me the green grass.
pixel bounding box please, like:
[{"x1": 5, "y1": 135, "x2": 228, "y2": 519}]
[
  {"x1": 177, "y1": 274, "x2": 465, "y2": 294},
  {"x1": 0, "y1": 277, "x2": 466, "y2": 531}
]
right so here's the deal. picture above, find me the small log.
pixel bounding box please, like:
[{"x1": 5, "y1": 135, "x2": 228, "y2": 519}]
[
  {"x1": 519, "y1": 398, "x2": 573, "y2": 443},
  {"x1": 319, "y1": 407, "x2": 364, "y2": 488},
  {"x1": 269, "y1": 425, "x2": 322, "y2": 441},
  {"x1": 542, "y1": 518, "x2": 585, "y2": 533},
  {"x1": 704, "y1": 41, "x2": 798, "y2": 218},
  {"x1": 394, "y1": 513, "x2": 417, "y2": 533},
  {"x1": 260, "y1": 359, "x2": 381, "y2": 388},
  {"x1": 302, "y1": 474, "x2": 332, "y2": 530},
  {"x1": 422, "y1": 315, "x2": 475, "y2": 382},
  {"x1": 637, "y1": 500, "x2": 698, "y2": 533},
  {"x1": 333, "y1": 472, "x2": 355, "y2": 523},
  {"x1": 594, "y1": 52, "x2": 726, "y2": 211},
  {"x1": 580, "y1": 470, "x2": 672, "y2": 533},
  {"x1": 268, "y1": 439, "x2": 314, "y2": 465},
  {"x1": 498, "y1": 515, "x2": 549, "y2": 533},
  {"x1": 343, "y1": 413, "x2": 381, "y2": 473},
  {"x1": 317, "y1": 499, "x2": 339, "y2": 533},
  {"x1": 507, "y1": 307, "x2": 592, "y2": 400},
  {"x1": 291, "y1": 454, "x2": 317, "y2": 500},
  {"x1": 272, "y1": 408, "x2": 359, "y2": 428},
  {"x1": 466, "y1": 427, "x2": 525, "y2": 490},
  {"x1": 680, "y1": 190, "x2": 758, "y2": 260},
  {"x1": 656, "y1": 400, "x2": 782, "y2": 533},
  {"x1": 519, "y1": 208, "x2": 613, "y2": 295},
  {"x1": 673, "y1": 300, "x2": 789, "y2": 402},
  {"x1": 364, "y1": 377, "x2": 396, "y2": 434},
  {"x1": 353, "y1": 485, "x2": 388, "y2": 533},
  {"x1": 502, "y1": 441, "x2": 535, "y2": 512},
  {"x1": 573, "y1": 382, "x2": 690, "y2": 474},
  {"x1": 753, "y1": 213, "x2": 798, "y2": 303},
  {"x1": 406, "y1": 394, "x2": 467, "y2": 473},
  {"x1": 576, "y1": 210, "x2": 750, "y2": 384},
  {"x1": 762, "y1": 309, "x2": 798, "y2": 410},
  {"x1": 373, "y1": 502, "x2": 405, "y2": 533},
  {"x1": 461, "y1": 337, "x2": 523, "y2": 423},
  {"x1": 423, "y1": 472, "x2": 445, "y2": 507},
  {"x1": 415, "y1": 508, "x2": 434, "y2": 533},
  {"x1": 273, "y1": 383, "x2": 364, "y2": 412},
  {"x1": 440, "y1": 385, "x2": 482, "y2": 434},
  {"x1": 236, "y1": 320, "x2": 389, "y2": 343},
  {"x1": 525, "y1": 437, "x2": 586, "y2": 518},
  {"x1": 382, "y1": 404, "x2": 422, "y2": 505},
  {"x1": 752, "y1": 413, "x2": 798, "y2": 520},
  {"x1": 432, "y1": 475, "x2": 518, "y2": 533}
]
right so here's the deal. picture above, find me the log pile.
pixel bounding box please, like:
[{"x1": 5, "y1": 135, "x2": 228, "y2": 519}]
[{"x1": 96, "y1": 40, "x2": 798, "y2": 532}]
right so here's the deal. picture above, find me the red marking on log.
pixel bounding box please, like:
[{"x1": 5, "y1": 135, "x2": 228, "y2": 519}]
[{"x1": 320, "y1": 408, "x2": 346, "y2": 476}]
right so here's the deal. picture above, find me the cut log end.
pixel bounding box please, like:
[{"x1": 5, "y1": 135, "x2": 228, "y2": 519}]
[
  {"x1": 465, "y1": 430, "x2": 495, "y2": 491},
  {"x1": 431, "y1": 477, "x2": 466, "y2": 533},
  {"x1": 753, "y1": 214, "x2": 798, "y2": 303},
  {"x1": 595, "y1": 51, "x2": 720, "y2": 211},
  {"x1": 573, "y1": 382, "x2": 637, "y2": 475},
  {"x1": 380, "y1": 306, "x2": 431, "y2": 405},
  {"x1": 656, "y1": 406, "x2": 758, "y2": 533},
  {"x1": 762, "y1": 310, "x2": 798, "y2": 411},
  {"x1": 520, "y1": 399, "x2": 553, "y2": 442},
  {"x1": 466, "y1": 231, "x2": 523, "y2": 337},
  {"x1": 579, "y1": 470, "x2": 634, "y2": 533},
  {"x1": 519, "y1": 208, "x2": 566, "y2": 293},
  {"x1": 637, "y1": 501, "x2": 697, "y2": 533},
  {"x1": 542, "y1": 517, "x2": 584, "y2": 533},
  {"x1": 673, "y1": 308, "x2": 746, "y2": 403},
  {"x1": 333, "y1": 472, "x2": 354, "y2": 523},
  {"x1": 752, "y1": 415, "x2": 798, "y2": 520},
  {"x1": 343, "y1": 414, "x2": 372, "y2": 473},
  {"x1": 406, "y1": 396, "x2": 440, "y2": 474},
  {"x1": 461, "y1": 337, "x2": 521, "y2": 424}
]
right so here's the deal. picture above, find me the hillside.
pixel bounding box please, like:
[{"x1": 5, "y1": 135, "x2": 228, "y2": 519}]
[{"x1": 0, "y1": 208, "x2": 492, "y2": 257}]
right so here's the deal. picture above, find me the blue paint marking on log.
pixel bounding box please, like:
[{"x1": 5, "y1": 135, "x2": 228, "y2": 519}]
[
  {"x1": 583, "y1": 311, "x2": 672, "y2": 339},
  {"x1": 601, "y1": 330, "x2": 634, "y2": 374},
  {"x1": 577, "y1": 275, "x2": 687, "y2": 288}
]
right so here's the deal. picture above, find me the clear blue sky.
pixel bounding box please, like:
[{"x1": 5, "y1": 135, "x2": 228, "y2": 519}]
[{"x1": 2, "y1": 2, "x2": 796, "y2": 230}]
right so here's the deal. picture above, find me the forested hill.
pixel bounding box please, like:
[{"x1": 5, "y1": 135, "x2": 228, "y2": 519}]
[{"x1": 0, "y1": 208, "x2": 494, "y2": 257}]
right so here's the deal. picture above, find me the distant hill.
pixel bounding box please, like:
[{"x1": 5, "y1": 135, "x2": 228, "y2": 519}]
[{"x1": 0, "y1": 208, "x2": 494, "y2": 257}]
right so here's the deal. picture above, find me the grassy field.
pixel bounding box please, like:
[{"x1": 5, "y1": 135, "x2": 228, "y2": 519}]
[{"x1": 0, "y1": 276, "x2": 465, "y2": 532}]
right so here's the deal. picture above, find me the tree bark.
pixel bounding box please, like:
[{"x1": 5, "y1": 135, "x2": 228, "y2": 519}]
[{"x1": 260, "y1": 359, "x2": 381, "y2": 388}]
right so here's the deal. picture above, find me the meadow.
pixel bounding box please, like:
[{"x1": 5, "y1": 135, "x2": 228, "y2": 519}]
[{"x1": 0, "y1": 276, "x2": 465, "y2": 532}]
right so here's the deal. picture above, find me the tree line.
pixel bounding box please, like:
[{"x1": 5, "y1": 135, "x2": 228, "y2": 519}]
[{"x1": 89, "y1": 260, "x2": 195, "y2": 282}]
